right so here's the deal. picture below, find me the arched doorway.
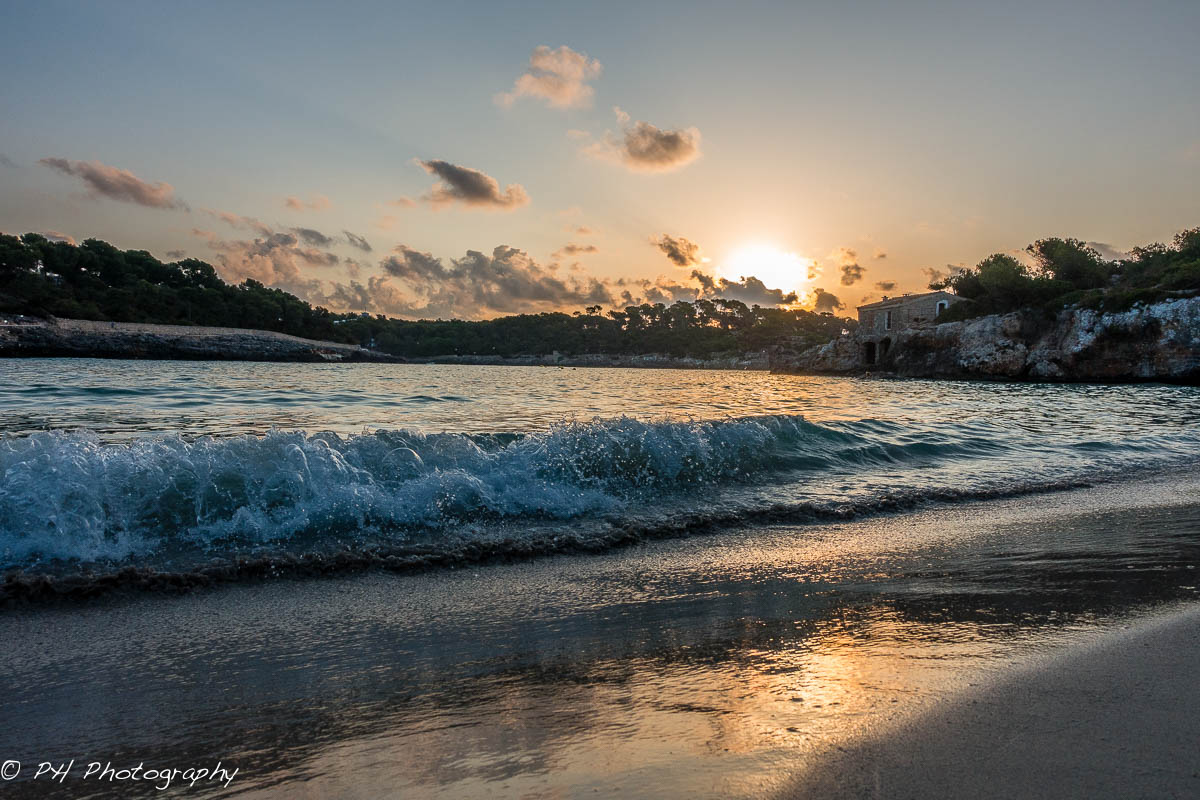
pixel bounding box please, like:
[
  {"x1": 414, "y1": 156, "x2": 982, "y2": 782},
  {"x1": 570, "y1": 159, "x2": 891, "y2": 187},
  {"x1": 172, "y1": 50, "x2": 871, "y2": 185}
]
[{"x1": 863, "y1": 341, "x2": 877, "y2": 365}]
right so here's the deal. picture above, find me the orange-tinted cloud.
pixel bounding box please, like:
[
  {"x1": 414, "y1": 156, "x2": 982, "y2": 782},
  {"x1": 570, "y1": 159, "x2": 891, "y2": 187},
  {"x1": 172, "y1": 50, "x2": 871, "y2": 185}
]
[
  {"x1": 497, "y1": 45, "x2": 602, "y2": 109},
  {"x1": 39, "y1": 158, "x2": 186, "y2": 209}
]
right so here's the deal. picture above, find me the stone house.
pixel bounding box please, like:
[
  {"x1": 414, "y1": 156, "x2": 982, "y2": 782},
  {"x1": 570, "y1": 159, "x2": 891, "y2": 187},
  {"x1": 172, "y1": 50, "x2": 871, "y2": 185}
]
[{"x1": 856, "y1": 290, "x2": 961, "y2": 365}]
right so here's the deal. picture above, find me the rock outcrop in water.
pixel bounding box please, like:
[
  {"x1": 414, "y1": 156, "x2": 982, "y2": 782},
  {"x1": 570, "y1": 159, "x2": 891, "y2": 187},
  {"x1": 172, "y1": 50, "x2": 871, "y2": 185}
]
[
  {"x1": 0, "y1": 316, "x2": 398, "y2": 362},
  {"x1": 771, "y1": 296, "x2": 1200, "y2": 382}
]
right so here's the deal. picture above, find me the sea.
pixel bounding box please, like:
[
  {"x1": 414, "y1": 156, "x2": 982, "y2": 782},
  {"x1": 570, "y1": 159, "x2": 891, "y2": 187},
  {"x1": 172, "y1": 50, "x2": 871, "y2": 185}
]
[{"x1": 1, "y1": 359, "x2": 1199, "y2": 797}]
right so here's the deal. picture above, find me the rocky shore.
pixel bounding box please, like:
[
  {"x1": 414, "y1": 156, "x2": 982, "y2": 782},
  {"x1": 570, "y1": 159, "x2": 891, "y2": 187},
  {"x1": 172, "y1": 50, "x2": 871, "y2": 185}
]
[
  {"x1": 771, "y1": 296, "x2": 1200, "y2": 382},
  {"x1": 0, "y1": 316, "x2": 398, "y2": 363}
]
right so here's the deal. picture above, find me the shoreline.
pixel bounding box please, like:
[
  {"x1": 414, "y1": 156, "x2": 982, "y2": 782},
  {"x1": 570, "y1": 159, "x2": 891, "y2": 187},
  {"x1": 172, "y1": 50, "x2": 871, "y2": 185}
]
[
  {"x1": 3, "y1": 468, "x2": 1199, "y2": 797},
  {"x1": 782, "y1": 601, "x2": 1200, "y2": 799}
]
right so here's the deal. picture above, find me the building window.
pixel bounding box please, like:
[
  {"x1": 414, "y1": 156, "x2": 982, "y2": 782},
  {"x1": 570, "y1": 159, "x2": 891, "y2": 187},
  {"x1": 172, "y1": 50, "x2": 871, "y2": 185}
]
[
  {"x1": 936, "y1": 301, "x2": 947, "y2": 316},
  {"x1": 884, "y1": 310, "x2": 892, "y2": 330}
]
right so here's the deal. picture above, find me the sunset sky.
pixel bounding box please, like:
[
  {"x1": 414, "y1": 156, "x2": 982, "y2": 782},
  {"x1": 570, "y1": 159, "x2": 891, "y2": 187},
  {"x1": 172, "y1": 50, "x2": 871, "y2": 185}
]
[{"x1": 2, "y1": 0, "x2": 1198, "y2": 318}]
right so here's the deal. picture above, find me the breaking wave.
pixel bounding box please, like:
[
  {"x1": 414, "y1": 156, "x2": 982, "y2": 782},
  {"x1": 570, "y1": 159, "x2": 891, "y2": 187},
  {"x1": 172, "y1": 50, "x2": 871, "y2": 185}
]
[{"x1": 2, "y1": 413, "x2": 1197, "y2": 599}]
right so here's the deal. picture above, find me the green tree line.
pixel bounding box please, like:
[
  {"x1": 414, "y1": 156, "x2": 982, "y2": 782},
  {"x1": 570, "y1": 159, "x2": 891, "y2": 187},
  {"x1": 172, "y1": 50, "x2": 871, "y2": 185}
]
[
  {"x1": 932, "y1": 228, "x2": 1200, "y2": 321},
  {"x1": 0, "y1": 233, "x2": 851, "y2": 358}
]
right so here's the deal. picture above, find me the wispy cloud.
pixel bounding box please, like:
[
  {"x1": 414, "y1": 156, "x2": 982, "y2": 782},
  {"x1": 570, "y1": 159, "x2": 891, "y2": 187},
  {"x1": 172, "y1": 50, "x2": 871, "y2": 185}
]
[
  {"x1": 497, "y1": 45, "x2": 602, "y2": 109},
  {"x1": 553, "y1": 242, "x2": 599, "y2": 258},
  {"x1": 344, "y1": 231, "x2": 372, "y2": 252},
  {"x1": 284, "y1": 194, "x2": 331, "y2": 212},
  {"x1": 39, "y1": 158, "x2": 187, "y2": 210},
  {"x1": 0, "y1": 154, "x2": 17, "y2": 168},
  {"x1": 41, "y1": 230, "x2": 75, "y2": 245},
  {"x1": 416, "y1": 159, "x2": 530, "y2": 211}
]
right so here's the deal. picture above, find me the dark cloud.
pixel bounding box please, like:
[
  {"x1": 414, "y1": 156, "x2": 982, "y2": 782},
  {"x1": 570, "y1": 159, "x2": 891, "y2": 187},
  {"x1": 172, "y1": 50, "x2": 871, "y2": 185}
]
[
  {"x1": 344, "y1": 231, "x2": 372, "y2": 252},
  {"x1": 829, "y1": 247, "x2": 865, "y2": 286},
  {"x1": 291, "y1": 227, "x2": 335, "y2": 247},
  {"x1": 416, "y1": 159, "x2": 530, "y2": 211},
  {"x1": 381, "y1": 245, "x2": 446, "y2": 280},
  {"x1": 922, "y1": 266, "x2": 951, "y2": 287},
  {"x1": 873, "y1": 248, "x2": 887, "y2": 260},
  {"x1": 366, "y1": 244, "x2": 615, "y2": 318},
  {"x1": 840, "y1": 263, "x2": 865, "y2": 285},
  {"x1": 166, "y1": 249, "x2": 186, "y2": 259},
  {"x1": 585, "y1": 109, "x2": 702, "y2": 173},
  {"x1": 0, "y1": 154, "x2": 17, "y2": 168},
  {"x1": 39, "y1": 157, "x2": 186, "y2": 210},
  {"x1": 497, "y1": 45, "x2": 602, "y2": 109},
  {"x1": 654, "y1": 234, "x2": 702, "y2": 267},
  {"x1": 811, "y1": 288, "x2": 844, "y2": 313},
  {"x1": 554, "y1": 243, "x2": 599, "y2": 257},
  {"x1": 874, "y1": 280, "x2": 897, "y2": 291},
  {"x1": 690, "y1": 270, "x2": 798, "y2": 306}
]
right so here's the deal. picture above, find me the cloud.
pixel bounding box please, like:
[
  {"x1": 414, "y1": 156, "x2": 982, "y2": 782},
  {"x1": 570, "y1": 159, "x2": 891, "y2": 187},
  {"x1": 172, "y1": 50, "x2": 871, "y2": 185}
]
[
  {"x1": 922, "y1": 266, "x2": 950, "y2": 287},
  {"x1": 284, "y1": 194, "x2": 331, "y2": 211},
  {"x1": 874, "y1": 280, "x2": 897, "y2": 291},
  {"x1": 811, "y1": 288, "x2": 844, "y2": 313},
  {"x1": 205, "y1": 209, "x2": 273, "y2": 236},
  {"x1": 41, "y1": 230, "x2": 76, "y2": 245},
  {"x1": 0, "y1": 154, "x2": 17, "y2": 168},
  {"x1": 373, "y1": 215, "x2": 398, "y2": 230},
  {"x1": 369, "y1": 244, "x2": 614, "y2": 318},
  {"x1": 586, "y1": 110, "x2": 702, "y2": 172},
  {"x1": 690, "y1": 270, "x2": 798, "y2": 306},
  {"x1": 39, "y1": 157, "x2": 186, "y2": 210},
  {"x1": 193, "y1": 222, "x2": 341, "y2": 292},
  {"x1": 1085, "y1": 241, "x2": 1131, "y2": 262},
  {"x1": 653, "y1": 234, "x2": 702, "y2": 267},
  {"x1": 416, "y1": 159, "x2": 530, "y2": 211},
  {"x1": 166, "y1": 249, "x2": 186, "y2": 259},
  {"x1": 388, "y1": 197, "x2": 417, "y2": 208},
  {"x1": 873, "y1": 248, "x2": 888, "y2": 260},
  {"x1": 830, "y1": 247, "x2": 865, "y2": 286},
  {"x1": 572, "y1": 225, "x2": 596, "y2": 236},
  {"x1": 291, "y1": 227, "x2": 335, "y2": 247},
  {"x1": 497, "y1": 45, "x2": 602, "y2": 109},
  {"x1": 344, "y1": 231, "x2": 372, "y2": 252},
  {"x1": 840, "y1": 263, "x2": 865, "y2": 285},
  {"x1": 554, "y1": 243, "x2": 599, "y2": 257}
]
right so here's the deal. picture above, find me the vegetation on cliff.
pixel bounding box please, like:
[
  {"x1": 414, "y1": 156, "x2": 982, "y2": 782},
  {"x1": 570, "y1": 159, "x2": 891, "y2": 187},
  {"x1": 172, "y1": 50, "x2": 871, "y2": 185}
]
[
  {"x1": 931, "y1": 228, "x2": 1200, "y2": 321},
  {"x1": 0, "y1": 233, "x2": 850, "y2": 358}
]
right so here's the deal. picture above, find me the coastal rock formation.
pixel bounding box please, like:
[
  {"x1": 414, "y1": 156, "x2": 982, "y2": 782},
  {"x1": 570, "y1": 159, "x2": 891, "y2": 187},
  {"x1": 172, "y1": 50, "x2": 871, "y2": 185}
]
[
  {"x1": 0, "y1": 316, "x2": 397, "y2": 363},
  {"x1": 772, "y1": 296, "x2": 1200, "y2": 382}
]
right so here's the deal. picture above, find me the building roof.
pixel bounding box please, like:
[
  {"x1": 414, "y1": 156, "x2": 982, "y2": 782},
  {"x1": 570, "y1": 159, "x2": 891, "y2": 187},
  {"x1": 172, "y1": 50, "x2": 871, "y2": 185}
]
[{"x1": 856, "y1": 289, "x2": 956, "y2": 311}]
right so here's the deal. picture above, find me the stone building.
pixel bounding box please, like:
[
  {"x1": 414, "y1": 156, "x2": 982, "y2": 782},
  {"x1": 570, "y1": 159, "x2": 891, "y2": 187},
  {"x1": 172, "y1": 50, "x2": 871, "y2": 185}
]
[{"x1": 856, "y1": 290, "x2": 961, "y2": 365}]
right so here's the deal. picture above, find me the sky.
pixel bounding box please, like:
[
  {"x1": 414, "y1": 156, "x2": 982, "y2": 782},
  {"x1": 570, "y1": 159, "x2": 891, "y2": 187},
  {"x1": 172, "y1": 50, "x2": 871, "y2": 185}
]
[{"x1": 1, "y1": 0, "x2": 1198, "y2": 319}]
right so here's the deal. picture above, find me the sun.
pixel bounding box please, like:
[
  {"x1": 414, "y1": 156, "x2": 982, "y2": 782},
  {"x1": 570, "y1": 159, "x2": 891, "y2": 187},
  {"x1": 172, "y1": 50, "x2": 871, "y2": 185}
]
[{"x1": 720, "y1": 244, "x2": 816, "y2": 304}]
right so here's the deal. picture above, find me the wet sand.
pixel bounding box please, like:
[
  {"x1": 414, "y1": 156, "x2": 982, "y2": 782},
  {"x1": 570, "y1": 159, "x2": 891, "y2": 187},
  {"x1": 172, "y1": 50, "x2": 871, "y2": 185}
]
[
  {"x1": 784, "y1": 603, "x2": 1200, "y2": 799},
  {"x1": 1, "y1": 472, "x2": 1198, "y2": 798}
]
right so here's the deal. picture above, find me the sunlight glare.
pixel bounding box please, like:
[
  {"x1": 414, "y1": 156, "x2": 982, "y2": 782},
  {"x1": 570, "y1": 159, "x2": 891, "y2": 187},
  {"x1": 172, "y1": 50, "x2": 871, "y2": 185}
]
[{"x1": 720, "y1": 244, "x2": 816, "y2": 304}]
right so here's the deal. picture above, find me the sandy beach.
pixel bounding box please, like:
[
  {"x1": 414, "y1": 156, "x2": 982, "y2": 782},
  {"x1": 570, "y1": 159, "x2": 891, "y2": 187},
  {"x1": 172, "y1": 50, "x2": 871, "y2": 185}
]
[
  {"x1": 784, "y1": 602, "x2": 1200, "y2": 799},
  {"x1": 1, "y1": 468, "x2": 1198, "y2": 798}
]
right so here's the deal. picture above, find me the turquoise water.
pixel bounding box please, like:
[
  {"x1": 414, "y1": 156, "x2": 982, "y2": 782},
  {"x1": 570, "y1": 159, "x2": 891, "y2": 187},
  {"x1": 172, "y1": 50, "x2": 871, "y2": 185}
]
[{"x1": 1, "y1": 359, "x2": 1199, "y2": 580}]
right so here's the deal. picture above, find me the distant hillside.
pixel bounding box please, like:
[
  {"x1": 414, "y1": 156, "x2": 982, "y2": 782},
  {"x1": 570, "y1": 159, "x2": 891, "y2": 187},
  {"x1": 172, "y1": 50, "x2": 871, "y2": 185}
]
[{"x1": 0, "y1": 233, "x2": 851, "y2": 360}]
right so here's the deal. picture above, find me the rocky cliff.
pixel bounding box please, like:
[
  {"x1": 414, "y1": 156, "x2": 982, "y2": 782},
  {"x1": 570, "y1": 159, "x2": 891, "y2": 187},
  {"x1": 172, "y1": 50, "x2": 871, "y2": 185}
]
[
  {"x1": 0, "y1": 317, "x2": 398, "y2": 362},
  {"x1": 771, "y1": 296, "x2": 1200, "y2": 382}
]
